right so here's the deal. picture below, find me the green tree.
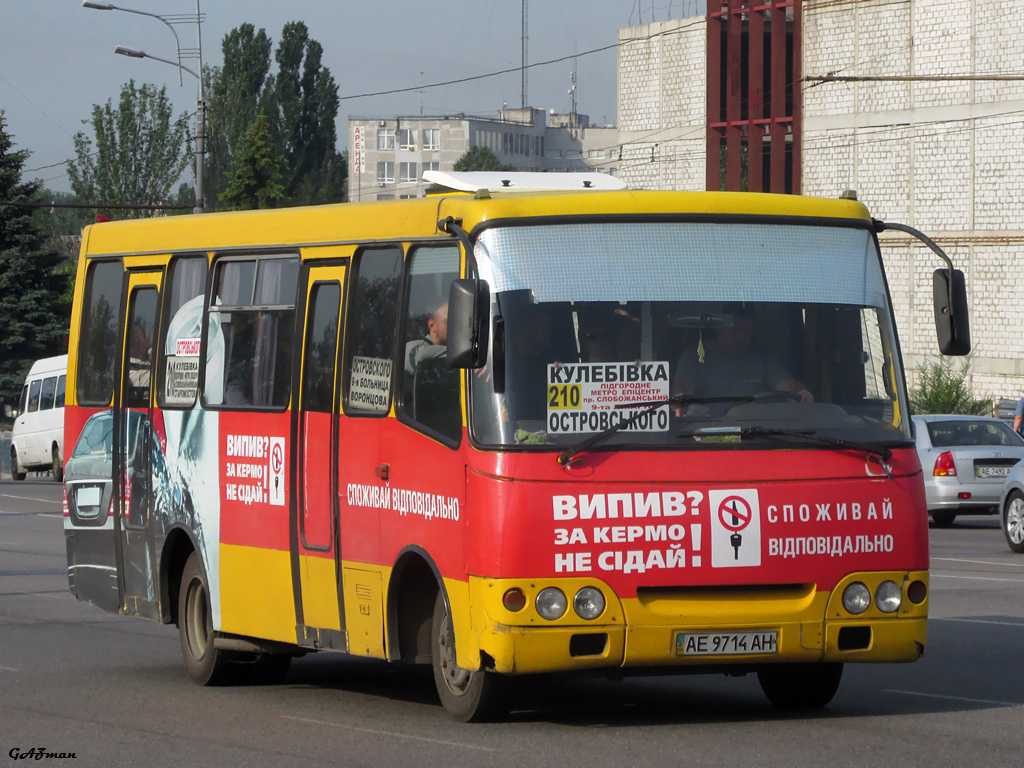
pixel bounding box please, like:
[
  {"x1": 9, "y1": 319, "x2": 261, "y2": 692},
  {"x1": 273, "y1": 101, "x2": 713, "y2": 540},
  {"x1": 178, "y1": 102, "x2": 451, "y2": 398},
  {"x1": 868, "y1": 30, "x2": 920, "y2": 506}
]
[
  {"x1": 909, "y1": 355, "x2": 993, "y2": 416},
  {"x1": 453, "y1": 145, "x2": 514, "y2": 172},
  {"x1": 274, "y1": 21, "x2": 346, "y2": 204},
  {"x1": 204, "y1": 23, "x2": 276, "y2": 207},
  {"x1": 219, "y1": 112, "x2": 286, "y2": 211},
  {"x1": 0, "y1": 113, "x2": 70, "y2": 412},
  {"x1": 67, "y1": 80, "x2": 192, "y2": 220}
]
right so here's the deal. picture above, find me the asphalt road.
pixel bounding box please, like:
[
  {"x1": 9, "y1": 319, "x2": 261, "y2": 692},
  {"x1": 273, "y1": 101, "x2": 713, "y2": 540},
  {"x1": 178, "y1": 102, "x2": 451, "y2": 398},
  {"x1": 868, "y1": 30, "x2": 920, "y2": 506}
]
[{"x1": 2, "y1": 476, "x2": 1022, "y2": 767}]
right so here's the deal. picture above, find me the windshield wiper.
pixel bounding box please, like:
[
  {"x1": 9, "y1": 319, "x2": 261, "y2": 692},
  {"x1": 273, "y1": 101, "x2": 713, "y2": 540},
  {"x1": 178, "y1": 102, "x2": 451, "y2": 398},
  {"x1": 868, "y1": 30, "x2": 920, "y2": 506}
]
[
  {"x1": 556, "y1": 395, "x2": 754, "y2": 466},
  {"x1": 740, "y1": 426, "x2": 894, "y2": 478}
]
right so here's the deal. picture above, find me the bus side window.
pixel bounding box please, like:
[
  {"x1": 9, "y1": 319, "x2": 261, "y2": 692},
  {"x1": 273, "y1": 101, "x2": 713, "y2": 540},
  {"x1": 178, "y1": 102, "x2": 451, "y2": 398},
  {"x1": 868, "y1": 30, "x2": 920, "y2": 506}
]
[
  {"x1": 158, "y1": 255, "x2": 208, "y2": 409},
  {"x1": 27, "y1": 379, "x2": 41, "y2": 413},
  {"x1": 40, "y1": 376, "x2": 57, "y2": 410},
  {"x1": 77, "y1": 260, "x2": 123, "y2": 406},
  {"x1": 399, "y1": 245, "x2": 461, "y2": 442},
  {"x1": 343, "y1": 247, "x2": 402, "y2": 415},
  {"x1": 204, "y1": 255, "x2": 299, "y2": 409},
  {"x1": 55, "y1": 375, "x2": 66, "y2": 409}
]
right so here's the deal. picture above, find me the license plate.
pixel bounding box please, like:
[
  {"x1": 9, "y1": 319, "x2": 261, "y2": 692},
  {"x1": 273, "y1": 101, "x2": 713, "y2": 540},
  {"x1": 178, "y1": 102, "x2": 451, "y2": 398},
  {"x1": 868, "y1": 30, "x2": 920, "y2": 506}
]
[
  {"x1": 675, "y1": 630, "x2": 778, "y2": 656},
  {"x1": 76, "y1": 486, "x2": 101, "y2": 507},
  {"x1": 976, "y1": 466, "x2": 1011, "y2": 478}
]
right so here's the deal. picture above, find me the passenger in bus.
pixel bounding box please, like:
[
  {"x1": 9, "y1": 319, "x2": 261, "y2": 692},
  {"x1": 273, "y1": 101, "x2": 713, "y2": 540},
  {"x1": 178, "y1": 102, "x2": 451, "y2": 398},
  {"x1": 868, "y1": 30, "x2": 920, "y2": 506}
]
[
  {"x1": 581, "y1": 307, "x2": 640, "y2": 363},
  {"x1": 673, "y1": 303, "x2": 813, "y2": 406},
  {"x1": 404, "y1": 300, "x2": 448, "y2": 376}
]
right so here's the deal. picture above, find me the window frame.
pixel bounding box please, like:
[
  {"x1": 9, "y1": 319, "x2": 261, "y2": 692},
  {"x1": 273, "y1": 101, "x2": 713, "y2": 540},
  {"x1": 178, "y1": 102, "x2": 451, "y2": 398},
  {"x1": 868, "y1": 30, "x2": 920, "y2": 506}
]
[
  {"x1": 76, "y1": 258, "x2": 125, "y2": 408},
  {"x1": 395, "y1": 243, "x2": 463, "y2": 447},
  {"x1": 157, "y1": 253, "x2": 209, "y2": 411},
  {"x1": 200, "y1": 252, "x2": 301, "y2": 413}
]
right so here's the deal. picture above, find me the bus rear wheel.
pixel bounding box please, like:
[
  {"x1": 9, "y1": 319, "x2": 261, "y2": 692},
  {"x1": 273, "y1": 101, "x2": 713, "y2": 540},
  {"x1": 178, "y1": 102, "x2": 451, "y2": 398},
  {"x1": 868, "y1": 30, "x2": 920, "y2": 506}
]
[
  {"x1": 10, "y1": 448, "x2": 26, "y2": 481},
  {"x1": 52, "y1": 445, "x2": 63, "y2": 482},
  {"x1": 179, "y1": 552, "x2": 232, "y2": 685},
  {"x1": 757, "y1": 663, "x2": 843, "y2": 709},
  {"x1": 431, "y1": 592, "x2": 503, "y2": 722}
]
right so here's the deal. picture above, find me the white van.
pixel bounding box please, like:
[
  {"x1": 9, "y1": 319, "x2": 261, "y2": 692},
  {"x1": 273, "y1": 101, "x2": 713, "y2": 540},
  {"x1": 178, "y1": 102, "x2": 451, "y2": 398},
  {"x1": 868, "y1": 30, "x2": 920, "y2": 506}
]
[{"x1": 11, "y1": 355, "x2": 67, "y2": 481}]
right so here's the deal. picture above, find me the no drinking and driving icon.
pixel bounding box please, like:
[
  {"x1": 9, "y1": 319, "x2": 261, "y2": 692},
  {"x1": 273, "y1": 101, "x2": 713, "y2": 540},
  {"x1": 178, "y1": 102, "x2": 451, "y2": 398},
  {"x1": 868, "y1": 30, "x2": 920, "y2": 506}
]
[{"x1": 708, "y1": 489, "x2": 761, "y2": 567}]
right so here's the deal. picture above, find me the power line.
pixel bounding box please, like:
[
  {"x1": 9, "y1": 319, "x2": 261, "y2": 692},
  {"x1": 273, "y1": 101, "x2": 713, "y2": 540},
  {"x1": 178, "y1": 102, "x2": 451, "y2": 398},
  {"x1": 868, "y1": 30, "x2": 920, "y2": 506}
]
[{"x1": 338, "y1": 18, "x2": 704, "y2": 102}]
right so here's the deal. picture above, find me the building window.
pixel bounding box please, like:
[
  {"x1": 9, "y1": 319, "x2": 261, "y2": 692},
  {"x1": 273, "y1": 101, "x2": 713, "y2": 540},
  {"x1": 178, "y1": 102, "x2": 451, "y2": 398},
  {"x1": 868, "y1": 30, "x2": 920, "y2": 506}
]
[
  {"x1": 423, "y1": 161, "x2": 440, "y2": 173},
  {"x1": 422, "y1": 129, "x2": 440, "y2": 150},
  {"x1": 399, "y1": 194, "x2": 417, "y2": 199},
  {"x1": 377, "y1": 161, "x2": 394, "y2": 184},
  {"x1": 567, "y1": 149, "x2": 583, "y2": 160},
  {"x1": 587, "y1": 149, "x2": 605, "y2": 159},
  {"x1": 377, "y1": 128, "x2": 395, "y2": 151},
  {"x1": 545, "y1": 149, "x2": 562, "y2": 159},
  {"x1": 399, "y1": 162, "x2": 418, "y2": 183},
  {"x1": 398, "y1": 128, "x2": 416, "y2": 150},
  {"x1": 377, "y1": 194, "x2": 395, "y2": 200}
]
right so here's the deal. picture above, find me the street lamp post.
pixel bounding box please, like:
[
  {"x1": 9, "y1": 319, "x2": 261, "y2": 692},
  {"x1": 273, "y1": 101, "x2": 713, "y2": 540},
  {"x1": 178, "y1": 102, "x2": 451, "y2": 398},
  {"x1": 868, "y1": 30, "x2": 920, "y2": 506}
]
[{"x1": 84, "y1": 1, "x2": 206, "y2": 214}]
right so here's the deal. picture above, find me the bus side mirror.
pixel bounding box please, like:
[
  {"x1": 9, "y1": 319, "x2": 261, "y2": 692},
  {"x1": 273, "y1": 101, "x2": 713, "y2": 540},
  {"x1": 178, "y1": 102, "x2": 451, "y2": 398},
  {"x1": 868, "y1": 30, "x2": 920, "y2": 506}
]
[
  {"x1": 933, "y1": 268, "x2": 971, "y2": 356},
  {"x1": 447, "y1": 278, "x2": 489, "y2": 369}
]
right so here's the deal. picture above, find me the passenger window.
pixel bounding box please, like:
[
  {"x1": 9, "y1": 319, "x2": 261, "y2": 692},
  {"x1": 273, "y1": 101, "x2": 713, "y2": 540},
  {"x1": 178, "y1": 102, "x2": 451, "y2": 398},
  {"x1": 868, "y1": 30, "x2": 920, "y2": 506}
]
[
  {"x1": 399, "y1": 245, "x2": 461, "y2": 442},
  {"x1": 125, "y1": 288, "x2": 159, "y2": 409},
  {"x1": 344, "y1": 247, "x2": 402, "y2": 414},
  {"x1": 18, "y1": 385, "x2": 28, "y2": 415},
  {"x1": 55, "y1": 375, "x2": 66, "y2": 408},
  {"x1": 40, "y1": 377, "x2": 57, "y2": 410},
  {"x1": 159, "y1": 256, "x2": 208, "y2": 408},
  {"x1": 204, "y1": 255, "x2": 299, "y2": 409},
  {"x1": 77, "y1": 260, "x2": 123, "y2": 406},
  {"x1": 27, "y1": 380, "x2": 41, "y2": 413},
  {"x1": 302, "y1": 283, "x2": 341, "y2": 413}
]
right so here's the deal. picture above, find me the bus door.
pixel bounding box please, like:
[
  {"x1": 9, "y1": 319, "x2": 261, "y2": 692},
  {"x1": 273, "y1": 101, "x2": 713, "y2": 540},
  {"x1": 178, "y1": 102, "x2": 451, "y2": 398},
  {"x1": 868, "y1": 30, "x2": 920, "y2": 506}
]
[
  {"x1": 115, "y1": 271, "x2": 162, "y2": 620},
  {"x1": 292, "y1": 264, "x2": 347, "y2": 649}
]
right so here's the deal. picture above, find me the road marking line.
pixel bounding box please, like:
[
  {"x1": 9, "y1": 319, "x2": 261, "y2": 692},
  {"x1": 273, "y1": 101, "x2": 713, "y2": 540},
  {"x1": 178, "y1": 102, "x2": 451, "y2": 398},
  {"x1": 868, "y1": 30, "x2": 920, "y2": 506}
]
[
  {"x1": 931, "y1": 617, "x2": 1024, "y2": 628},
  {"x1": 39, "y1": 514, "x2": 63, "y2": 519},
  {"x1": 0, "y1": 493, "x2": 55, "y2": 503},
  {"x1": 931, "y1": 573, "x2": 1024, "y2": 583},
  {"x1": 283, "y1": 715, "x2": 497, "y2": 752},
  {"x1": 933, "y1": 557, "x2": 1024, "y2": 568},
  {"x1": 886, "y1": 689, "x2": 1021, "y2": 708},
  {"x1": 0, "y1": 666, "x2": 19, "y2": 672}
]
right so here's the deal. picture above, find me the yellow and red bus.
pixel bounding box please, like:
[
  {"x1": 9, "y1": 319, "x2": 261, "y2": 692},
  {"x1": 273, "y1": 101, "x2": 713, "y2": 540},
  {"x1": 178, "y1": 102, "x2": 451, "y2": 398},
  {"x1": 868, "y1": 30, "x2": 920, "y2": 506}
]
[{"x1": 62, "y1": 172, "x2": 969, "y2": 720}]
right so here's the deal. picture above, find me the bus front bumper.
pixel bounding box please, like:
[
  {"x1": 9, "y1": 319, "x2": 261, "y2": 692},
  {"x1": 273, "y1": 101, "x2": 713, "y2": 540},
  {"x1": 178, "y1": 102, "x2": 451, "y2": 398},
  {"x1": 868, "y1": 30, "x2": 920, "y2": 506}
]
[{"x1": 468, "y1": 572, "x2": 928, "y2": 675}]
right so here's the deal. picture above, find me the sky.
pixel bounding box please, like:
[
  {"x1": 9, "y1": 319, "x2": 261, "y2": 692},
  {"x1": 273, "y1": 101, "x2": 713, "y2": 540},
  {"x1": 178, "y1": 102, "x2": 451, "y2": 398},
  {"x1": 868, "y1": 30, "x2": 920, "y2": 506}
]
[{"x1": 0, "y1": 0, "x2": 706, "y2": 194}]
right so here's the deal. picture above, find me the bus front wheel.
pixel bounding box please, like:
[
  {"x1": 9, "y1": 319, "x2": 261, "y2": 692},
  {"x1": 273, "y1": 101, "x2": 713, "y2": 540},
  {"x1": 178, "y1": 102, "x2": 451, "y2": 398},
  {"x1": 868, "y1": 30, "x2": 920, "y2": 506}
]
[
  {"x1": 178, "y1": 552, "x2": 232, "y2": 685},
  {"x1": 431, "y1": 592, "x2": 503, "y2": 722},
  {"x1": 757, "y1": 663, "x2": 843, "y2": 709}
]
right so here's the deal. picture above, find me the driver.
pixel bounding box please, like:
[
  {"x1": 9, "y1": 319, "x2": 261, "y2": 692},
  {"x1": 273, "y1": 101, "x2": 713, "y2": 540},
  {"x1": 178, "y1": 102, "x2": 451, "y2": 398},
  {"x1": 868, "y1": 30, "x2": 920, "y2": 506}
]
[{"x1": 673, "y1": 303, "x2": 813, "y2": 404}]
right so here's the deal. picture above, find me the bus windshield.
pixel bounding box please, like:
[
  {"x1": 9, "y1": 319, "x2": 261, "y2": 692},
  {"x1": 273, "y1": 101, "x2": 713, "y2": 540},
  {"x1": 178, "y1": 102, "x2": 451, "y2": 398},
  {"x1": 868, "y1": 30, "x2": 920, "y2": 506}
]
[{"x1": 470, "y1": 220, "x2": 910, "y2": 449}]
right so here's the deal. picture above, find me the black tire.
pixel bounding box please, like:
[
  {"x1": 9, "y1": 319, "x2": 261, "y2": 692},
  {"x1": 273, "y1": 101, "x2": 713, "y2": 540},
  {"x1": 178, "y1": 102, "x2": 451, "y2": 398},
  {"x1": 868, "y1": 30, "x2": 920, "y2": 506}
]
[
  {"x1": 431, "y1": 591, "x2": 503, "y2": 722},
  {"x1": 931, "y1": 511, "x2": 957, "y2": 527},
  {"x1": 52, "y1": 445, "x2": 63, "y2": 483},
  {"x1": 11, "y1": 448, "x2": 26, "y2": 481},
  {"x1": 1002, "y1": 491, "x2": 1024, "y2": 554},
  {"x1": 757, "y1": 663, "x2": 843, "y2": 709},
  {"x1": 178, "y1": 552, "x2": 233, "y2": 685}
]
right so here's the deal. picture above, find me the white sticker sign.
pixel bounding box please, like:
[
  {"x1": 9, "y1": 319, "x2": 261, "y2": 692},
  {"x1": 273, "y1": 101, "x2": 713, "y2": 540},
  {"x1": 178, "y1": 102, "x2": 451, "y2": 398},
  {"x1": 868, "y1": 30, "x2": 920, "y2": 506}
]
[
  {"x1": 350, "y1": 356, "x2": 392, "y2": 412},
  {"x1": 546, "y1": 361, "x2": 670, "y2": 434},
  {"x1": 708, "y1": 489, "x2": 761, "y2": 567},
  {"x1": 164, "y1": 357, "x2": 199, "y2": 405}
]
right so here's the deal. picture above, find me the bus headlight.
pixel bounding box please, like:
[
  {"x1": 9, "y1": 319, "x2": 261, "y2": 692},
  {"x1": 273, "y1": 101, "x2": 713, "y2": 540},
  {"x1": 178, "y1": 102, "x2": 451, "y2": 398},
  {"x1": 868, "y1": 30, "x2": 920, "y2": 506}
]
[
  {"x1": 573, "y1": 587, "x2": 605, "y2": 620},
  {"x1": 842, "y1": 582, "x2": 871, "y2": 615},
  {"x1": 874, "y1": 581, "x2": 902, "y2": 613},
  {"x1": 535, "y1": 588, "x2": 567, "y2": 620}
]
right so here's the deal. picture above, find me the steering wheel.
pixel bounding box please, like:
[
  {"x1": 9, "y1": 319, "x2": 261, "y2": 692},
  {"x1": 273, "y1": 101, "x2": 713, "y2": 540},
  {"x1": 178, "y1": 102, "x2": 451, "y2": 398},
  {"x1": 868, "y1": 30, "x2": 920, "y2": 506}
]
[{"x1": 752, "y1": 390, "x2": 802, "y2": 404}]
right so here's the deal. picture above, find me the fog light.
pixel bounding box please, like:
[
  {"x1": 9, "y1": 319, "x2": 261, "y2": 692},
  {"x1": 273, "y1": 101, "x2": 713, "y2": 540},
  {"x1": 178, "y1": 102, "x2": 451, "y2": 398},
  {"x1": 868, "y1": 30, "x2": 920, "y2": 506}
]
[
  {"x1": 842, "y1": 582, "x2": 871, "y2": 614},
  {"x1": 875, "y1": 580, "x2": 902, "y2": 613},
  {"x1": 535, "y1": 587, "x2": 567, "y2": 620},
  {"x1": 907, "y1": 580, "x2": 927, "y2": 604},
  {"x1": 502, "y1": 588, "x2": 526, "y2": 612},
  {"x1": 573, "y1": 587, "x2": 605, "y2": 620}
]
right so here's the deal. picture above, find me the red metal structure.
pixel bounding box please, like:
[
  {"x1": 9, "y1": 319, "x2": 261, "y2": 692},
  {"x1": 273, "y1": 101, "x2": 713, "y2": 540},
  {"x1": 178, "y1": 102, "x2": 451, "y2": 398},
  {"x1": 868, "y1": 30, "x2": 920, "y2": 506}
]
[{"x1": 707, "y1": 1, "x2": 802, "y2": 193}]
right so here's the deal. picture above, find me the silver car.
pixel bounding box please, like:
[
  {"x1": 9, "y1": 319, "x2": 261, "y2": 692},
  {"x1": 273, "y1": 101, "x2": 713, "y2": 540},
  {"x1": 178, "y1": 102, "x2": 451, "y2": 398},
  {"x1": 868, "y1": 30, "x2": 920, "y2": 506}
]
[
  {"x1": 998, "y1": 463, "x2": 1024, "y2": 553},
  {"x1": 912, "y1": 414, "x2": 1024, "y2": 527}
]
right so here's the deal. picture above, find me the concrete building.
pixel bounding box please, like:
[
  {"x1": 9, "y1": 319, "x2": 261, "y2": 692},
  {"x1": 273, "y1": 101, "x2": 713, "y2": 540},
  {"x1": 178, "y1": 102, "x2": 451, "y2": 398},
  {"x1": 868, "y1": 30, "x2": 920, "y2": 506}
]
[
  {"x1": 348, "y1": 109, "x2": 619, "y2": 201},
  {"x1": 616, "y1": 1, "x2": 1024, "y2": 402}
]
